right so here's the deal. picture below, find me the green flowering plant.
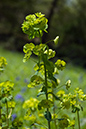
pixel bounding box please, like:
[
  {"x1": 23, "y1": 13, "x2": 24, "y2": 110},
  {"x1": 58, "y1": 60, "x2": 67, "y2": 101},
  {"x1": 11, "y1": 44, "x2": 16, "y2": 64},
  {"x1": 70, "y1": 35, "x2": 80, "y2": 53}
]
[
  {"x1": 0, "y1": 57, "x2": 23, "y2": 129},
  {"x1": 22, "y1": 12, "x2": 86, "y2": 129}
]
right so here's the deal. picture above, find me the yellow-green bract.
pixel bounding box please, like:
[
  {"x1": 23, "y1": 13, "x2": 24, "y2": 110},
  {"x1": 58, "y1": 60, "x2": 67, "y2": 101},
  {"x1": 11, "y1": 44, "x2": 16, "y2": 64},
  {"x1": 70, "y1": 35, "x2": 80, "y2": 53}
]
[{"x1": 21, "y1": 12, "x2": 48, "y2": 39}]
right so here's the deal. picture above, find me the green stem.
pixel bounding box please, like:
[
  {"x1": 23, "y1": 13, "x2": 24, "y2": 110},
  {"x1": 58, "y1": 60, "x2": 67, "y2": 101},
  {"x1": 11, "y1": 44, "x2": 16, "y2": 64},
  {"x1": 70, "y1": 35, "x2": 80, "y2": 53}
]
[
  {"x1": 77, "y1": 111, "x2": 80, "y2": 129},
  {"x1": 52, "y1": 88, "x2": 57, "y2": 129},
  {"x1": 6, "y1": 102, "x2": 9, "y2": 127},
  {"x1": 45, "y1": 39, "x2": 54, "y2": 44},
  {"x1": 39, "y1": 31, "x2": 42, "y2": 43},
  {"x1": 8, "y1": 108, "x2": 12, "y2": 119},
  {"x1": 57, "y1": 84, "x2": 65, "y2": 90},
  {"x1": 44, "y1": 63, "x2": 51, "y2": 129}
]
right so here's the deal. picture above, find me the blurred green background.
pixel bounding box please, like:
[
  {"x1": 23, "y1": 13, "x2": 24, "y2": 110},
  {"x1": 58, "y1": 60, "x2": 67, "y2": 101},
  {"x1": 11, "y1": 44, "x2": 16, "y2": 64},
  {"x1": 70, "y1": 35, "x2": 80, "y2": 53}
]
[{"x1": 0, "y1": 0, "x2": 86, "y2": 67}]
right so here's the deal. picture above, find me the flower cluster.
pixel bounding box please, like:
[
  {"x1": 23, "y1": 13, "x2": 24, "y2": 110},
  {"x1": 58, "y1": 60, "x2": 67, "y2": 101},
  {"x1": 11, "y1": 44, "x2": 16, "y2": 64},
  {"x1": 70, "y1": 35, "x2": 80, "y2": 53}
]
[
  {"x1": 57, "y1": 88, "x2": 86, "y2": 113},
  {"x1": 22, "y1": 12, "x2": 48, "y2": 39},
  {"x1": 0, "y1": 57, "x2": 7, "y2": 72},
  {"x1": 0, "y1": 57, "x2": 18, "y2": 128},
  {"x1": 23, "y1": 98, "x2": 39, "y2": 125}
]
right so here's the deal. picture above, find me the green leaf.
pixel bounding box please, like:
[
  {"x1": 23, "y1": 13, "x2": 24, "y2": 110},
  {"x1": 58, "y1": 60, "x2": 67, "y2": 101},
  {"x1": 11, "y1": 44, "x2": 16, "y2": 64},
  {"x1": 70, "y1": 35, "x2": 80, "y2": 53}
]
[
  {"x1": 44, "y1": 111, "x2": 52, "y2": 121},
  {"x1": 0, "y1": 68, "x2": 4, "y2": 72},
  {"x1": 2, "y1": 125, "x2": 8, "y2": 129},
  {"x1": 30, "y1": 75, "x2": 43, "y2": 85},
  {"x1": 1, "y1": 114, "x2": 6, "y2": 122},
  {"x1": 37, "y1": 92, "x2": 45, "y2": 97},
  {"x1": 38, "y1": 99, "x2": 53, "y2": 109},
  {"x1": 28, "y1": 75, "x2": 43, "y2": 88},
  {"x1": 2, "y1": 97, "x2": 8, "y2": 104}
]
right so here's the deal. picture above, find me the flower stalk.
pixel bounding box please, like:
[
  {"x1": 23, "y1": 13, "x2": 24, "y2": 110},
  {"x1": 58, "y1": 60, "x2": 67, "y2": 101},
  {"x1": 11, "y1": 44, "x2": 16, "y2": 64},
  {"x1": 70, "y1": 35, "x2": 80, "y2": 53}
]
[
  {"x1": 44, "y1": 63, "x2": 51, "y2": 129},
  {"x1": 77, "y1": 110, "x2": 80, "y2": 129}
]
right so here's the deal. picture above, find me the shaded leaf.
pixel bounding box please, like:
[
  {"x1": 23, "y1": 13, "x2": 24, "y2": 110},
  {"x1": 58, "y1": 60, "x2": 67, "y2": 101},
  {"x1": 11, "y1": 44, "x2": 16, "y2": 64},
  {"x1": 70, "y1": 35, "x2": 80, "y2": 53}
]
[{"x1": 44, "y1": 111, "x2": 52, "y2": 121}]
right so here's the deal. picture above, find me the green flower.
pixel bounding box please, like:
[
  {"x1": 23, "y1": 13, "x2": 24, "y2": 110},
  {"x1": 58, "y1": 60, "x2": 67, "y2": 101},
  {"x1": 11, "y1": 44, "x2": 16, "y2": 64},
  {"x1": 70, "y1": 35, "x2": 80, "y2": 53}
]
[
  {"x1": 57, "y1": 90, "x2": 65, "y2": 98},
  {"x1": 22, "y1": 12, "x2": 48, "y2": 39},
  {"x1": 38, "y1": 99, "x2": 53, "y2": 110},
  {"x1": 23, "y1": 98, "x2": 39, "y2": 111},
  {"x1": 55, "y1": 59, "x2": 66, "y2": 70},
  {"x1": 0, "y1": 57, "x2": 7, "y2": 72},
  {"x1": 24, "y1": 114, "x2": 36, "y2": 122},
  {"x1": 0, "y1": 57, "x2": 7, "y2": 67},
  {"x1": 61, "y1": 100, "x2": 70, "y2": 109},
  {"x1": 44, "y1": 49, "x2": 56, "y2": 59},
  {"x1": 69, "y1": 120, "x2": 75, "y2": 127},
  {"x1": 65, "y1": 80, "x2": 71, "y2": 90},
  {"x1": 8, "y1": 101, "x2": 16, "y2": 108}
]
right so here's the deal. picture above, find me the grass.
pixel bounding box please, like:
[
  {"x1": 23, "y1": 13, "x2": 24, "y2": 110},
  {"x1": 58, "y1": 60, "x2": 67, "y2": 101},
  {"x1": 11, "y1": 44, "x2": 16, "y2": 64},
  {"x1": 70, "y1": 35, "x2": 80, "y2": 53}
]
[{"x1": 0, "y1": 47, "x2": 86, "y2": 128}]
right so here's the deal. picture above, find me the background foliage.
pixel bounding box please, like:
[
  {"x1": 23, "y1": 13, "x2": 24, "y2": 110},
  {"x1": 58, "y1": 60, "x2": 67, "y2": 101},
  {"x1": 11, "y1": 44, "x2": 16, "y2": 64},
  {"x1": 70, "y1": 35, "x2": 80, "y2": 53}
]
[{"x1": 0, "y1": 0, "x2": 86, "y2": 67}]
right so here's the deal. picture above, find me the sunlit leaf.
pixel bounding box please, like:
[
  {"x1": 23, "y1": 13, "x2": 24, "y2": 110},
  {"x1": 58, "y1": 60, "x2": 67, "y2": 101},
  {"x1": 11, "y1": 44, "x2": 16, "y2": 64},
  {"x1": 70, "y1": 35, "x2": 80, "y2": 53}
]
[{"x1": 30, "y1": 75, "x2": 43, "y2": 85}]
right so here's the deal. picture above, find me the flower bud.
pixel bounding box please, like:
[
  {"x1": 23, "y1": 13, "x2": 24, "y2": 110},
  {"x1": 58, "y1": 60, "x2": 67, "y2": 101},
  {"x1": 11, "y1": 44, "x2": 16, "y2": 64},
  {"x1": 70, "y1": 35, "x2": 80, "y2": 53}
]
[
  {"x1": 54, "y1": 36, "x2": 59, "y2": 45},
  {"x1": 65, "y1": 80, "x2": 71, "y2": 90}
]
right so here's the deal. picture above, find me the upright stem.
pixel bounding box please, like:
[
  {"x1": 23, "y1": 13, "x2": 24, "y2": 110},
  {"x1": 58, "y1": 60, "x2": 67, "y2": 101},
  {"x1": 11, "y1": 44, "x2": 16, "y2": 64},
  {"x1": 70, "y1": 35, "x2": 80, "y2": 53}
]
[
  {"x1": 52, "y1": 88, "x2": 57, "y2": 129},
  {"x1": 77, "y1": 111, "x2": 80, "y2": 129},
  {"x1": 44, "y1": 63, "x2": 51, "y2": 129},
  {"x1": 39, "y1": 29, "x2": 51, "y2": 129},
  {"x1": 39, "y1": 31, "x2": 42, "y2": 43},
  {"x1": 6, "y1": 102, "x2": 9, "y2": 127}
]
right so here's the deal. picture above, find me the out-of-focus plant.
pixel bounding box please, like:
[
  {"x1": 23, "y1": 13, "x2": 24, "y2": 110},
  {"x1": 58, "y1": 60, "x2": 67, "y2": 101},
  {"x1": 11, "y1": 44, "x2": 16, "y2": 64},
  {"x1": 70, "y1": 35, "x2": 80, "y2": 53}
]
[
  {"x1": 0, "y1": 57, "x2": 23, "y2": 129},
  {"x1": 22, "y1": 12, "x2": 86, "y2": 129}
]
